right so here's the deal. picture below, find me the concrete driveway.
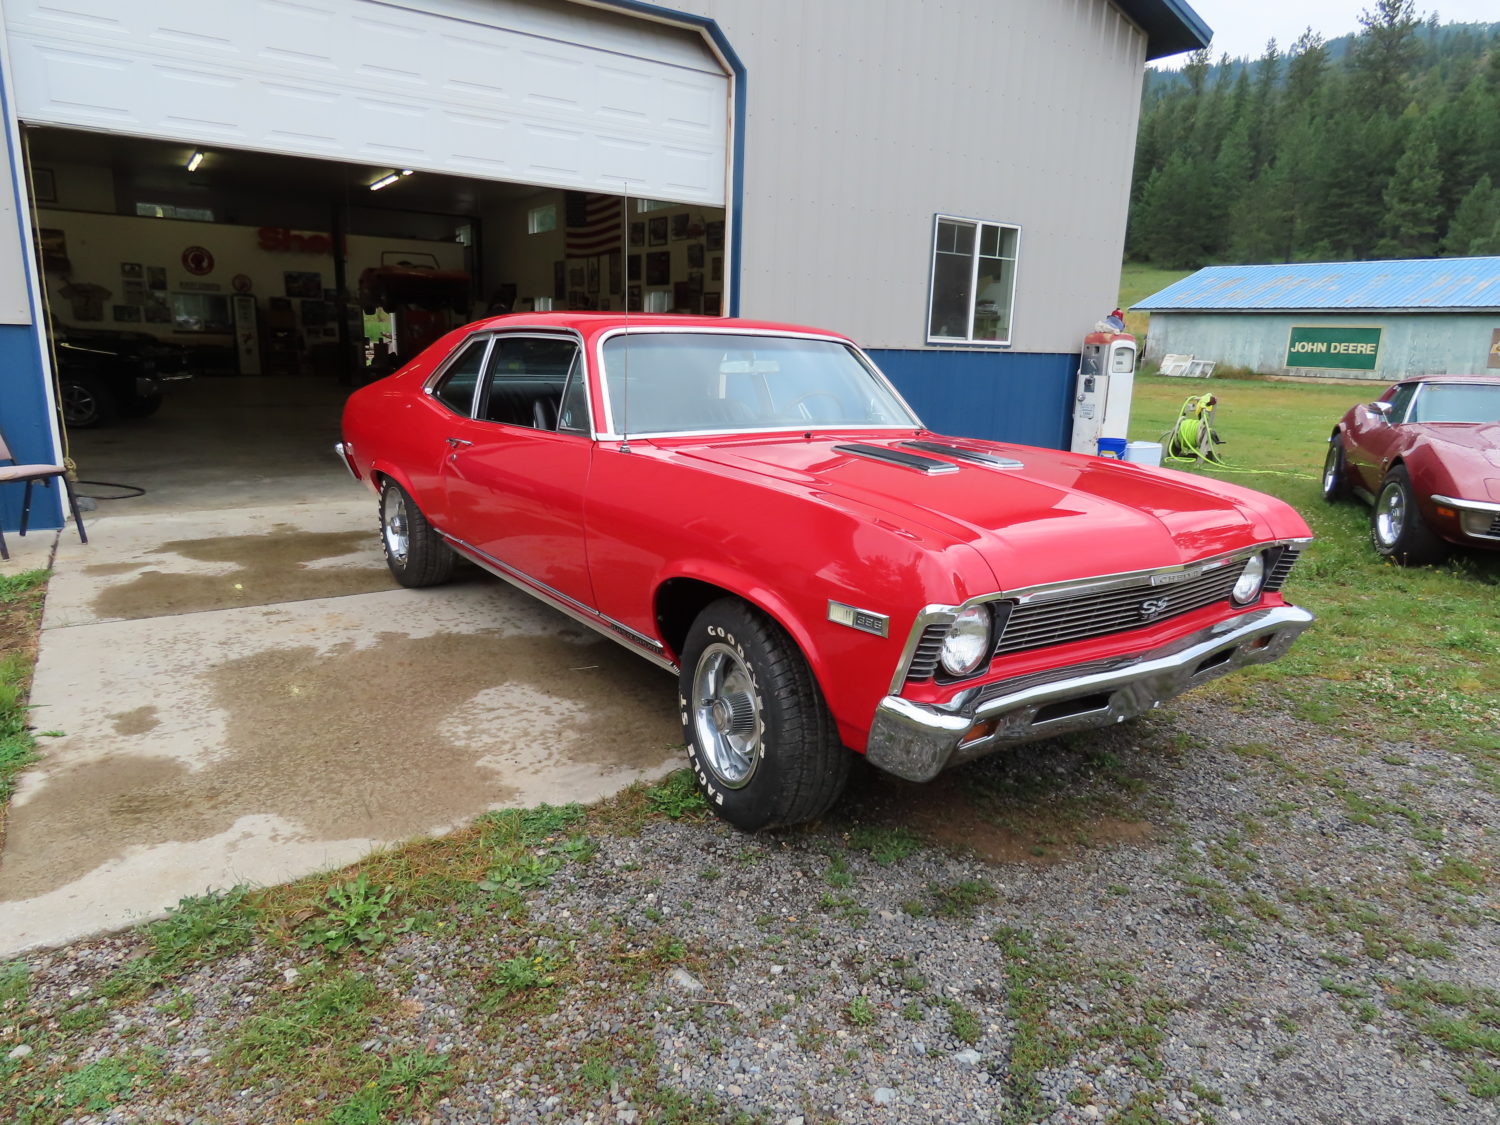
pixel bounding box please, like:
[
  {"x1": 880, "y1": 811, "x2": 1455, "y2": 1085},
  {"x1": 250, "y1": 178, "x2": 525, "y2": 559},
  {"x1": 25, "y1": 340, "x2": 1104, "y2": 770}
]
[{"x1": 0, "y1": 399, "x2": 682, "y2": 955}]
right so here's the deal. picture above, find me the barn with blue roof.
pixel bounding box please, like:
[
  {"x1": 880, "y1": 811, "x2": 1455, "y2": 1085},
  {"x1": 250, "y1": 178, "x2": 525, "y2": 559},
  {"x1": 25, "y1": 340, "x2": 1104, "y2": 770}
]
[{"x1": 1134, "y1": 259, "x2": 1500, "y2": 382}]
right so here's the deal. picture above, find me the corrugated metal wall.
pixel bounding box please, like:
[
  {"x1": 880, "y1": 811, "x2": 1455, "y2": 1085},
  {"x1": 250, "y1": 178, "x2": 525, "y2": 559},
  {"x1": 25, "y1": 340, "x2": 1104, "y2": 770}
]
[
  {"x1": 1144, "y1": 312, "x2": 1500, "y2": 381},
  {"x1": 681, "y1": 0, "x2": 1148, "y2": 355},
  {"x1": 868, "y1": 349, "x2": 1075, "y2": 448}
]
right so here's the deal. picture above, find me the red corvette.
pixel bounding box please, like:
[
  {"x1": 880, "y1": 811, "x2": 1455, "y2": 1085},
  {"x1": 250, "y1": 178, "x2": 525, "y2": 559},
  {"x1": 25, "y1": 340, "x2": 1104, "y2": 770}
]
[
  {"x1": 339, "y1": 313, "x2": 1313, "y2": 829},
  {"x1": 1322, "y1": 375, "x2": 1500, "y2": 565}
]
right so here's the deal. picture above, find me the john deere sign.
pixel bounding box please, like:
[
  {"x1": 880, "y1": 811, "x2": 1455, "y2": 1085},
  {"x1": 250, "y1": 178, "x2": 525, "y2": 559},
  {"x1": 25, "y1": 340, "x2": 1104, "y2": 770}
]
[{"x1": 1286, "y1": 326, "x2": 1382, "y2": 371}]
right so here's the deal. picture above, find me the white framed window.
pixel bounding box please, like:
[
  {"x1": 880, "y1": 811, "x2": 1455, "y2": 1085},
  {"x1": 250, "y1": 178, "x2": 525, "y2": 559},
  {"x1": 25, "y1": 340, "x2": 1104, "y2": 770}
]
[
  {"x1": 644, "y1": 289, "x2": 671, "y2": 313},
  {"x1": 926, "y1": 215, "x2": 1019, "y2": 345},
  {"x1": 635, "y1": 199, "x2": 673, "y2": 213},
  {"x1": 527, "y1": 203, "x2": 557, "y2": 234}
]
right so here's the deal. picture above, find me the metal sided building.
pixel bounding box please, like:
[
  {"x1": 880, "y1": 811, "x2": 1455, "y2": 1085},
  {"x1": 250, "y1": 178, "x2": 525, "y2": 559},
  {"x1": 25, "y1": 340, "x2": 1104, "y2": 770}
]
[
  {"x1": 1136, "y1": 259, "x2": 1500, "y2": 382},
  {"x1": 0, "y1": 0, "x2": 1208, "y2": 532}
]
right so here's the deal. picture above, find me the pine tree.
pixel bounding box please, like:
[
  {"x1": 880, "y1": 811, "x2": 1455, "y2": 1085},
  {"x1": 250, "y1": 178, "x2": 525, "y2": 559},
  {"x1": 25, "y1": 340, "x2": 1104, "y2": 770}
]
[
  {"x1": 1381, "y1": 116, "x2": 1444, "y2": 256},
  {"x1": 1285, "y1": 29, "x2": 1330, "y2": 107},
  {"x1": 1349, "y1": 0, "x2": 1422, "y2": 115},
  {"x1": 1443, "y1": 176, "x2": 1500, "y2": 255}
]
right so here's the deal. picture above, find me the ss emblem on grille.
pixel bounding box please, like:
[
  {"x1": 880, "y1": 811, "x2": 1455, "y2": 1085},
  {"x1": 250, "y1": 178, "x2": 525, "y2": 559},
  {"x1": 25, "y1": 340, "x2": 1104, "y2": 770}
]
[{"x1": 1139, "y1": 596, "x2": 1171, "y2": 620}]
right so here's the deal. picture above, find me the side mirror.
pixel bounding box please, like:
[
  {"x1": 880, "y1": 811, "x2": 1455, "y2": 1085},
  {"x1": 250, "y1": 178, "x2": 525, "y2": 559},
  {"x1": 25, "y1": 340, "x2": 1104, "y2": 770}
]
[{"x1": 1370, "y1": 401, "x2": 1393, "y2": 421}]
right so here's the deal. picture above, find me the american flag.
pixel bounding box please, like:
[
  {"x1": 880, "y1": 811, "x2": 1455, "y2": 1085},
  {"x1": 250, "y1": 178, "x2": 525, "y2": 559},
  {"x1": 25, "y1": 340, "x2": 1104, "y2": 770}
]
[{"x1": 565, "y1": 192, "x2": 624, "y2": 256}]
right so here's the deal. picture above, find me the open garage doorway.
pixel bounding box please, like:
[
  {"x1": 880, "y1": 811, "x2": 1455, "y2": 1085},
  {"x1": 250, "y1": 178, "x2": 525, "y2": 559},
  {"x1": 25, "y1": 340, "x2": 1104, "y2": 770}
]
[{"x1": 24, "y1": 127, "x2": 727, "y2": 512}]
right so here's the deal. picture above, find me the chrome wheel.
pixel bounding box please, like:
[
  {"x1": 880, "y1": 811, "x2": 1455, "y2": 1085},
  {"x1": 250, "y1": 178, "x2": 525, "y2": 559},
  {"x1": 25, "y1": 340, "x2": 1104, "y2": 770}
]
[
  {"x1": 1321, "y1": 444, "x2": 1339, "y2": 494},
  {"x1": 691, "y1": 642, "x2": 762, "y2": 788},
  {"x1": 382, "y1": 487, "x2": 410, "y2": 564},
  {"x1": 1374, "y1": 482, "x2": 1405, "y2": 547}
]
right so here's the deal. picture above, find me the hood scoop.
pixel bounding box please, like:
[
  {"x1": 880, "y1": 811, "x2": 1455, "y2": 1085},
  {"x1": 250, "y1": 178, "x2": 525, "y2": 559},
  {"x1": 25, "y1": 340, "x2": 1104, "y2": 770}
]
[
  {"x1": 834, "y1": 442, "x2": 958, "y2": 474},
  {"x1": 901, "y1": 439, "x2": 1023, "y2": 470}
]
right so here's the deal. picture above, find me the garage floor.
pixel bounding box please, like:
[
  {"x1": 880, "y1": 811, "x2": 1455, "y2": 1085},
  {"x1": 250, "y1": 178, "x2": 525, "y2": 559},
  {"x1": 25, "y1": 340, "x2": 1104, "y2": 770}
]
[{"x1": 0, "y1": 377, "x2": 682, "y2": 955}]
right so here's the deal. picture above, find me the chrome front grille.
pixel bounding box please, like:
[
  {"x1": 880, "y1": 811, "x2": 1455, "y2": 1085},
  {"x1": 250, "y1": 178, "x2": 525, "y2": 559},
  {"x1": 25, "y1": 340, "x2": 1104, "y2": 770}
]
[
  {"x1": 992, "y1": 562, "x2": 1246, "y2": 656},
  {"x1": 1488, "y1": 514, "x2": 1500, "y2": 538},
  {"x1": 904, "y1": 624, "x2": 949, "y2": 683}
]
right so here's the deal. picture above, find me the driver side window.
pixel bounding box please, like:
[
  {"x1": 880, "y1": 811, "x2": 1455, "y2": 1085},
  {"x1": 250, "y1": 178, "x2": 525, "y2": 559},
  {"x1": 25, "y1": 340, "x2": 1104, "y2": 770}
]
[{"x1": 1385, "y1": 383, "x2": 1418, "y2": 424}]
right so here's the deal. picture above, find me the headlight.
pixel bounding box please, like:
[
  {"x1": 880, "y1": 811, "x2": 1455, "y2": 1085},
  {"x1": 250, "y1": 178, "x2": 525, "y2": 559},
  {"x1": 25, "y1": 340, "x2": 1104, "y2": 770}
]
[
  {"x1": 939, "y1": 605, "x2": 992, "y2": 677},
  {"x1": 1231, "y1": 553, "x2": 1266, "y2": 605}
]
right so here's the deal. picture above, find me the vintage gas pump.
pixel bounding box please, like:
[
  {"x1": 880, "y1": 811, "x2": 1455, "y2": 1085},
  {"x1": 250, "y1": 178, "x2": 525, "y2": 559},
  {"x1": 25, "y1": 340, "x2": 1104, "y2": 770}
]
[{"x1": 1070, "y1": 330, "x2": 1138, "y2": 456}]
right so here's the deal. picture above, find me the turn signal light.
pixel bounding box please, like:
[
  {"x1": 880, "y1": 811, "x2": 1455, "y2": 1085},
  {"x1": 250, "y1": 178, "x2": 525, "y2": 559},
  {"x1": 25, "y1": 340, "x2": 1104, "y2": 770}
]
[{"x1": 959, "y1": 720, "x2": 998, "y2": 747}]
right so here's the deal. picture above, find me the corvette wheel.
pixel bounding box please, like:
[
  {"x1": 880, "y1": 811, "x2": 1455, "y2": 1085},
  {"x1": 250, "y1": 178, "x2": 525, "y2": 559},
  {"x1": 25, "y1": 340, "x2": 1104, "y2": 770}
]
[
  {"x1": 1371, "y1": 466, "x2": 1447, "y2": 566},
  {"x1": 679, "y1": 598, "x2": 849, "y2": 831},
  {"x1": 1320, "y1": 436, "x2": 1350, "y2": 502},
  {"x1": 380, "y1": 480, "x2": 455, "y2": 587}
]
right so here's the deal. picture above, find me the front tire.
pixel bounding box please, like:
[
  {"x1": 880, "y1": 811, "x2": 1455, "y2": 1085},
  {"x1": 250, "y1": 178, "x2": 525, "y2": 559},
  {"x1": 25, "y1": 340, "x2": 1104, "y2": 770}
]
[
  {"x1": 1321, "y1": 436, "x2": 1350, "y2": 502},
  {"x1": 380, "y1": 480, "x2": 455, "y2": 587},
  {"x1": 1371, "y1": 465, "x2": 1447, "y2": 566},
  {"x1": 60, "y1": 376, "x2": 117, "y2": 428},
  {"x1": 679, "y1": 598, "x2": 849, "y2": 831}
]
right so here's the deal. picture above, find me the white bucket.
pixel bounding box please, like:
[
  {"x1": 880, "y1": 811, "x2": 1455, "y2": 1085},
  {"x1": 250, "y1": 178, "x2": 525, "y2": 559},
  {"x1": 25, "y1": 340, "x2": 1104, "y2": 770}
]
[{"x1": 1124, "y1": 441, "x2": 1162, "y2": 467}]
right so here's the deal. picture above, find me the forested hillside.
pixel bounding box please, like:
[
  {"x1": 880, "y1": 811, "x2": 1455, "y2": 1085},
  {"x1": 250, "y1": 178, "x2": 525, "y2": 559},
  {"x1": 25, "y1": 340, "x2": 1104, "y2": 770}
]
[{"x1": 1127, "y1": 0, "x2": 1500, "y2": 267}]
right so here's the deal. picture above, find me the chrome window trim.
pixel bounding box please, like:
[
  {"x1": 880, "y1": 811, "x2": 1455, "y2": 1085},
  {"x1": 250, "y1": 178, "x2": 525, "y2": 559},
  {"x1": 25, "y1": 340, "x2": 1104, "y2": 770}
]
[
  {"x1": 886, "y1": 537, "x2": 1313, "y2": 694},
  {"x1": 423, "y1": 327, "x2": 588, "y2": 426},
  {"x1": 590, "y1": 326, "x2": 925, "y2": 440}
]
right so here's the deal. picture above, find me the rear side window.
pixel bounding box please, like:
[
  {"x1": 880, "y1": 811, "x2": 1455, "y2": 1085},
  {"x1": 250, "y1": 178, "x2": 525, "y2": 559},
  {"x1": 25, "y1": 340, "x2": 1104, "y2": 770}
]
[{"x1": 432, "y1": 338, "x2": 489, "y2": 415}]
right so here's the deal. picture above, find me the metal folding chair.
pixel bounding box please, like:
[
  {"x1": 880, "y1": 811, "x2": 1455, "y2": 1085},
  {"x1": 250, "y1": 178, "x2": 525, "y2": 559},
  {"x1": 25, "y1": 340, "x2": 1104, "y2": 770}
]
[{"x1": 0, "y1": 425, "x2": 87, "y2": 560}]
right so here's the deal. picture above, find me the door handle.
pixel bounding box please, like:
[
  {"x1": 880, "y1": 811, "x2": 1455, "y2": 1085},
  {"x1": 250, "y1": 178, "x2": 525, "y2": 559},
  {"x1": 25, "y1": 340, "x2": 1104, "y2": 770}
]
[{"x1": 446, "y1": 437, "x2": 473, "y2": 449}]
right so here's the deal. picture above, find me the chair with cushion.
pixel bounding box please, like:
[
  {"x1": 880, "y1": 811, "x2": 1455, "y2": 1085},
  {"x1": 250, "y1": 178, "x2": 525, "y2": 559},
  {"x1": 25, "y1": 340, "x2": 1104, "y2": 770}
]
[{"x1": 0, "y1": 426, "x2": 87, "y2": 560}]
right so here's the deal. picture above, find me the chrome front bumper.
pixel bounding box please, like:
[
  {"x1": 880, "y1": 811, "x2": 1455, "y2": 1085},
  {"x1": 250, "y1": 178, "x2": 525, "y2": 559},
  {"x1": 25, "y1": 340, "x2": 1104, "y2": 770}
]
[
  {"x1": 334, "y1": 441, "x2": 360, "y2": 480},
  {"x1": 864, "y1": 604, "x2": 1314, "y2": 782}
]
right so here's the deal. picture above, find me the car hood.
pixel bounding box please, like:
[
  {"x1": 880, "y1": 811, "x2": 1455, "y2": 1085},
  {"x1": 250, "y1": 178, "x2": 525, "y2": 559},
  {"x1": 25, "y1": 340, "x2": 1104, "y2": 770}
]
[
  {"x1": 663, "y1": 432, "x2": 1304, "y2": 590},
  {"x1": 1407, "y1": 422, "x2": 1500, "y2": 470}
]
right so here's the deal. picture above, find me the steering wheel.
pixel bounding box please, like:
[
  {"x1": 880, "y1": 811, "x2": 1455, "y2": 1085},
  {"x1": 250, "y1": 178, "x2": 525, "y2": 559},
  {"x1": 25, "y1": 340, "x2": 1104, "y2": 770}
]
[{"x1": 786, "y1": 390, "x2": 843, "y2": 418}]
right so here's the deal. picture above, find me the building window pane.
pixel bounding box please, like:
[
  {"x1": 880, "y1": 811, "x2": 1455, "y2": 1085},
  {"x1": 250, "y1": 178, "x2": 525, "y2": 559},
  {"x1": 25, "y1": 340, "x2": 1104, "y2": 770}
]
[
  {"x1": 527, "y1": 204, "x2": 557, "y2": 234},
  {"x1": 927, "y1": 215, "x2": 1019, "y2": 345}
]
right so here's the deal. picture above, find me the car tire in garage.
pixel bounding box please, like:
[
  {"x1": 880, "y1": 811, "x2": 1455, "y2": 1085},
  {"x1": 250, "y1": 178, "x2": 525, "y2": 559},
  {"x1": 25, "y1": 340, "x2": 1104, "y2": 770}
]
[
  {"x1": 379, "y1": 480, "x2": 456, "y2": 587},
  {"x1": 1371, "y1": 465, "x2": 1448, "y2": 566},
  {"x1": 1320, "y1": 435, "x2": 1351, "y2": 502},
  {"x1": 60, "y1": 376, "x2": 117, "y2": 428},
  {"x1": 679, "y1": 598, "x2": 849, "y2": 831}
]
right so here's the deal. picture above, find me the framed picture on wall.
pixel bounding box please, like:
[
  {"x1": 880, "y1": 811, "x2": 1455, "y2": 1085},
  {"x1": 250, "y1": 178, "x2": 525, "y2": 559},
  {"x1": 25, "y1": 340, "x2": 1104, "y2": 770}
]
[
  {"x1": 113, "y1": 304, "x2": 141, "y2": 323},
  {"x1": 670, "y1": 214, "x2": 689, "y2": 240},
  {"x1": 284, "y1": 271, "x2": 321, "y2": 298},
  {"x1": 31, "y1": 167, "x2": 56, "y2": 203},
  {"x1": 627, "y1": 284, "x2": 642, "y2": 312},
  {"x1": 628, "y1": 254, "x2": 642, "y2": 282},
  {"x1": 648, "y1": 216, "x2": 668, "y2": 246},
  {"x1": 646, "y1": 251, "x2": 670, "y2": 286},
  {"x1": 587, "y1": 257, "x2": 600, "y2": 294},
  {"x1": 121, "y1": 262, "x2": 143, "y2": 280},
  {"x1": 711, "y1": 256, "x2": 723, "y2": 282},
  {"x1": 686, "y1": 243, "x2": 704, "y2": 268},
  {"x1": 706, "y1": 221, "x2": 725, "y2": 251},
  {"x1": 630, "y1": 221, "x2": 645, "y2": 248},
  {"x1": 703, "y1": 292, "x2": 722, "y2": 316},
  {"x1": 608, "y1": 251, "x2": 622, "y2": 295}
]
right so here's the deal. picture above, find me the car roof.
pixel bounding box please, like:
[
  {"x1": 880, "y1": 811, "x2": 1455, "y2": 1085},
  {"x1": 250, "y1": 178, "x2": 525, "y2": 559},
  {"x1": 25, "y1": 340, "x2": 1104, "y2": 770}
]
[
  {"x1": 462, "y1": 311, "x2": 855, "y2": 344},
  {"x1": 1396, "y1": 374, "x2": 1500, "y2": 386}
]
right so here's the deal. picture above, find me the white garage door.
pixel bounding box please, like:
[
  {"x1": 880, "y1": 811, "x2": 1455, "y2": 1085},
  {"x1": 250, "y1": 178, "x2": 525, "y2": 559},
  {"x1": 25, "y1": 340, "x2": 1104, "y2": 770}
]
[{"x1": 3, "y1": 0, "x2": 729, "y2": 205}]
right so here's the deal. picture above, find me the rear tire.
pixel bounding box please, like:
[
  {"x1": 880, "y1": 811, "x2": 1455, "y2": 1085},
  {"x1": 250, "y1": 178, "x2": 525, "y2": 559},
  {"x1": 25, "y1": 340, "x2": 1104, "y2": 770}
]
[
  {"x1": 1320, "y1": 436, "x2": 1350, "y2": 502},
  {"x1": 1371, "y1": 465, "x2": 1447, "y2": 566},
  {"x1": 679, "y1": 598, "x2": 849, "y2": 831},
  {"x1": 380, "y1": 480, "x2": 455, "y2": 587}
]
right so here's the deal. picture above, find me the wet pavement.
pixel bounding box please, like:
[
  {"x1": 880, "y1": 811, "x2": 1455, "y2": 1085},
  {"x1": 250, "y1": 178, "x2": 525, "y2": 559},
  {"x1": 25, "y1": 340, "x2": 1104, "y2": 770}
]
[{"x1": 0, "y1": 490, "x2": 682, "y2": 955}]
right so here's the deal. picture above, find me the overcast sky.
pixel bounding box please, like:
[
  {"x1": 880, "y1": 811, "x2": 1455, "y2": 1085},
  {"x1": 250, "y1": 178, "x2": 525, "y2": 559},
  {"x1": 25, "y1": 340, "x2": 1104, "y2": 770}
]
[{"x1": 1167, "y1": 1, "x2": 1499, "y2": 64}]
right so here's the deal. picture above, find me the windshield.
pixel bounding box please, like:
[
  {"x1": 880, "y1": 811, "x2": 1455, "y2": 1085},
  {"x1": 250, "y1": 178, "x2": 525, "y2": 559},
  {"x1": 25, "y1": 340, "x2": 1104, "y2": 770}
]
[
  {"x1": 1408, "y1": 383, "x2": 1500, "y2": 424},
  {"x1": 601, "y1": 332, "x2": 920, "y2": 435}
]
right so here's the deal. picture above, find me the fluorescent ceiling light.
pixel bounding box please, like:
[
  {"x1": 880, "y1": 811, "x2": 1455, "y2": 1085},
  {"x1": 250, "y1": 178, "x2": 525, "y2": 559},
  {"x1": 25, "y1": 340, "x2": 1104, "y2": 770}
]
[
  {"x1": 186, "y1": 150, "x2": 204, "y2": 172},
  {"x1": 368, "y1": 172, "x2": 400, "y2": 191}
]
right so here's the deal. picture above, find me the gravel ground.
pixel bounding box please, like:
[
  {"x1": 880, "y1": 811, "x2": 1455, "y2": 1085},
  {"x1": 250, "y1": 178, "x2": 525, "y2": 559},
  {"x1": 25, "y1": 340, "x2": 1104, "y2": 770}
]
[{"x1": 2, "y1": 694, "x2": 1496, "y2": 1124}]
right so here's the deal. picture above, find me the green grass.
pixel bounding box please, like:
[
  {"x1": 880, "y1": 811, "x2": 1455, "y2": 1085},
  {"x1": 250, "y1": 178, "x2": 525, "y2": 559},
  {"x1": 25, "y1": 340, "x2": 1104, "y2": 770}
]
[
  {"x1": 1129, "y1": 375, "x2": 1500, "y2": 768},
  {"x1": 0, "y1": 569, "x2": 49, "y2": 807}
]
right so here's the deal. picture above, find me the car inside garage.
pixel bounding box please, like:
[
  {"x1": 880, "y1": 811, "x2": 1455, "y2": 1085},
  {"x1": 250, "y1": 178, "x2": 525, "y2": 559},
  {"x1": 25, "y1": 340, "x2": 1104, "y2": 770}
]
[{"x1": 7, "y1": 0, "x2": 732, "y2": 509}]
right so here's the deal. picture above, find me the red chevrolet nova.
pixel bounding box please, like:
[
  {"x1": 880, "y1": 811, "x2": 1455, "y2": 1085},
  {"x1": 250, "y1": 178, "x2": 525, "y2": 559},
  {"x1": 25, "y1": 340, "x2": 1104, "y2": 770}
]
[{"x1": 340, "y1": 313, "x2": 1313, "y2": 829}]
